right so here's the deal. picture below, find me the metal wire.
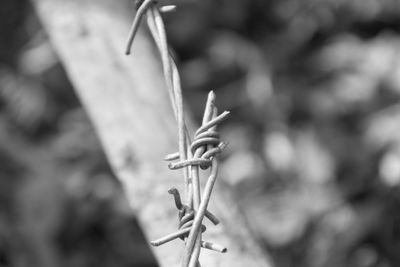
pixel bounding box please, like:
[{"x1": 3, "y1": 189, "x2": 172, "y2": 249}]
[{"x1": 125, "y1": 2, "x2": 229, "y2": 266}]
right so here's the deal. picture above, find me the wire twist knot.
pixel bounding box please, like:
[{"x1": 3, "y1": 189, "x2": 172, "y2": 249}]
[
  {"x1": 167, "y1": 112, "x2": 229, "y2": 171},
  {"x1": 172, "y1": 189, "x2": 207, "y2": 239},
  {"x1": 150, "y1": 187, "x2": 226, "y2": 255}
]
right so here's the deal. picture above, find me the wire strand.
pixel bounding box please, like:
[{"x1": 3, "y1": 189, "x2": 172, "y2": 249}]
[{"x1": 125, "y1": 3, "x2": 229, "y2": 266}]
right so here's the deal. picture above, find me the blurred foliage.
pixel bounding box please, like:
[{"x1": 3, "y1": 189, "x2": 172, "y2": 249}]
[{"x1": 1, "y1": 0, "x2": 400, "y2": 267}]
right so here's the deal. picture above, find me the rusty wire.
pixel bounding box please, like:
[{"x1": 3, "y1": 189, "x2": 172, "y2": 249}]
[{"x1": 125, "y1": 1, "x2": 229, "y2": 266}]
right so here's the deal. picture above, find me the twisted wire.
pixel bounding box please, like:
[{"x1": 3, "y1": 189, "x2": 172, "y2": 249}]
[
  {"x1": 159, "y1": 107, "x2": 229, "y2": 267},
  {"x1": 169, "y1": 121, "x2": 227, "y2": 171},
  {"x1": 150, "y1": 188, "x2": 224, "y2": 253},
  {"x1": 178, "y1": 202, "x2": 206, "y2": 243},
  {"x1": 125, "y1": 1, "x2": 229, "y2": 266}
]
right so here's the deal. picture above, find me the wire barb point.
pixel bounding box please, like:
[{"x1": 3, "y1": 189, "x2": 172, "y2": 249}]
[{"x1": 160, "y1": 5, "x2": 177, "y2": 13}]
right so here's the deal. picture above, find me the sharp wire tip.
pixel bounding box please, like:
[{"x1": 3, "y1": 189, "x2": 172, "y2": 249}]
[
  {"x1": 208, "y1": 90, "x2": 216, "y2": 101},
  {"x1": 160, "y1": 5, "x2": 177, "y2": 13}
]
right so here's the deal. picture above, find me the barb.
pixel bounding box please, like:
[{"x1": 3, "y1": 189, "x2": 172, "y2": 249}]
[
  {"x1": 168, "y1": 187, "x2": 220, "y2": 225},
  {"x1": 125, "y1": 2, "x2": 229, "y2": 266},
  {"x1": 183, "y1": 103, "x2": 229, "y2": 267},
  {"x1": 150, "y1": 188, "x2": 225, "y2": 254}
]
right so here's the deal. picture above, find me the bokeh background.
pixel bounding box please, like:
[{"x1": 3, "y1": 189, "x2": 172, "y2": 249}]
[{"x1": 1, "y1": 0, "x2": 400, "y2": 266}]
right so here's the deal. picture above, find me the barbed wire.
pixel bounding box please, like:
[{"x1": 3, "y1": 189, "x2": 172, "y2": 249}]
[{"x1": 125, "y1": 1, "x2": 229, "y2": 266}]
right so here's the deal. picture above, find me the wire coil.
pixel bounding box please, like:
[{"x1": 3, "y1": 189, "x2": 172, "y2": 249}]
[{"x1": 168, "y1": 112, "x2": 228, "y2": 171}]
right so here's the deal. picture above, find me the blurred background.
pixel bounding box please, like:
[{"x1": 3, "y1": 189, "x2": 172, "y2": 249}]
[{"x1": 1, "y1": 0, "x2": 400, "y2": 266}]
